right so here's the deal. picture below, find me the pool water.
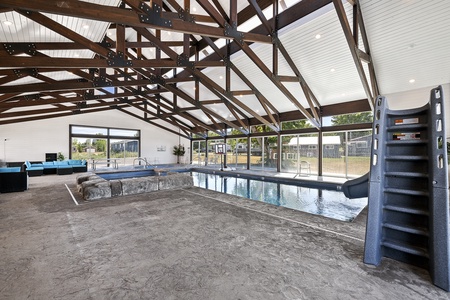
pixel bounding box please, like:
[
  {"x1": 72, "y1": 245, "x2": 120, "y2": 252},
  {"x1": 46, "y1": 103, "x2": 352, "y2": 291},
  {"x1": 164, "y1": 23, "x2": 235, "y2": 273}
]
[
  {"x1": 98, "y1": 170, "x2": 158, "y2": 180},
  {"x1": 191, "y1": 172, "x2": 367, "y2": 222}
]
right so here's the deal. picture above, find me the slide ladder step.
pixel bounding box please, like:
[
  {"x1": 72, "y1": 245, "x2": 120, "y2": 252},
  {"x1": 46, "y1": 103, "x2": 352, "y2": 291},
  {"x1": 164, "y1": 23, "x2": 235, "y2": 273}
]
[
  {"x1": 384, "y1": 188, "x2": 429, "y2": 197},
  {"x1": 386, "y1": 139, "x2": 428, "y2": 146},
  {"x1": 384, "y1": 204, "x2": 429, "y2": 216},
  {"x1": 385, "y1": 171, "x2": 428, "y2": 178},
  {"x1": 385, "y1": 155, "x2": 428, "y2": 161},
  {"x1": 387, "y1": 124, "x2": 428, "y2": 131},
  {"x1": 383, "y1": 222, "x2": 429, "y2": 236},
  {"x1": 382, "y1": 239, "x2": 429, "y2": 258}
]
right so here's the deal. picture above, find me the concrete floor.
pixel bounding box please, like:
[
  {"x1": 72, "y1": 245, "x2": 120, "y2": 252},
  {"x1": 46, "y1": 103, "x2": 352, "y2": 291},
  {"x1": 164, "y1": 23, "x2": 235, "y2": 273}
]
[{"x1": 0, "y1": 173, "x2": 448, "y2": 299}]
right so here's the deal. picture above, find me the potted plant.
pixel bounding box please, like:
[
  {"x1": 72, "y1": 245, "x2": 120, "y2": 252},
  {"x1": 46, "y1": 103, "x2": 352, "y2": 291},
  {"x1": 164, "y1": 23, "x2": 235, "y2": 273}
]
[
  {"x1": 57, "y1": 152, "x2": 65, "y2": 161},
  {"x1": 172, "y1": 145, "x2": 185, "y2": 164}
]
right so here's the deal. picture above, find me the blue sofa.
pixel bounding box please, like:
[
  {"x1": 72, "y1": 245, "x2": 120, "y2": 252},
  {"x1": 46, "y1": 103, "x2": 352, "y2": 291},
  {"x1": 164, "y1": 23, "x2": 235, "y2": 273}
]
[
  {"x1": 24, "y1": 161, "x2": 44, "y2": 176},
  {"x1": 39, "y1": 160, "x2": 88, "y2": 175},
  {"x1": 0, "y1": 167, "x2": 28, "y2": 192}
]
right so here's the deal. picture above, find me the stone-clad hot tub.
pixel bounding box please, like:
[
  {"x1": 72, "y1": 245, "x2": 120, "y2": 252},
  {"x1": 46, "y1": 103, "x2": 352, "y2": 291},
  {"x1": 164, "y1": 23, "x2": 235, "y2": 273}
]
[{"x1": 76, "y1": 171, "x2": 193, "y2": 201}]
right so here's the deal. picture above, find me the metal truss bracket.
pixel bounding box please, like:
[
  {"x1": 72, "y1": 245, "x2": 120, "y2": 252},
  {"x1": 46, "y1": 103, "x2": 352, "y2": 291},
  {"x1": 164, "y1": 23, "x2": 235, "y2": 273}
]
[
  {"x1": 13, "y1": 68, "x2": 38, "y2": 78},
  {"x1": 222, "y1": 92, "x2": 232, "y2": 101},
  {"x1": 139, "y1": 2, "x2": 173, "y2": 28},
  {"x1": 72, "y1": 109, "x2": 82, "y2": 115},
  {"x1": 118, "y1": 98, "x2": 131, "y2": 104},
  {"x1": 272, "y1": 35, "x2": 281, "y2": 46},
  {"x1": 222, "y1": 56, "x2": 233, "y2": 68},
  {"x1": 84, "y1": 90, "x2": 99, "y2": 100},
  {"x1": 224, "y1": 22, "x2": 244, "y2": 45},
  {"x1": 92, "y1": 76, "x2": 112, "y2": 88},
  {"x1": 4, "y1": 43, "x2": 37, "y2": 56},
  {"x1": 148, "y1": 74, "x2": 166, "y2": 86},
  {"x1": 24, "y1": 93, "x2": 41, "y2": 101},
  {"x1": 99, "y1": 38, "x2": 112, "y2": 48},
  {"x1": 177, "y1": 54, "x2": 195, "y2": 70},
  {"x1": 177, "y1": 8, "x2": 195, "y2": 23},
  {"x1": 106, "y1": 51, "x2": 132, "y2": 67},
  {"x1": 77, "y1": 101, "x2": 88, "y2": 108}
]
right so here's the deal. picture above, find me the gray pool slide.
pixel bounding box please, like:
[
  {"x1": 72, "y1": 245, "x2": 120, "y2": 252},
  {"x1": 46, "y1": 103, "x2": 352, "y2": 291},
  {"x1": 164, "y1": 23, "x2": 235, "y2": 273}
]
[{"x1": 342, "y1": 172, "x2": 369, "y2": 199}]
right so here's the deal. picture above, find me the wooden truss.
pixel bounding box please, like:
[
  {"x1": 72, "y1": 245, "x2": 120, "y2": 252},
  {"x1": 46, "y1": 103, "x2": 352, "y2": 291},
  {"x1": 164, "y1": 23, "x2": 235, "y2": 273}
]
[{"x1": 0, "y1": 0, "x2": 378, "y2": 138}]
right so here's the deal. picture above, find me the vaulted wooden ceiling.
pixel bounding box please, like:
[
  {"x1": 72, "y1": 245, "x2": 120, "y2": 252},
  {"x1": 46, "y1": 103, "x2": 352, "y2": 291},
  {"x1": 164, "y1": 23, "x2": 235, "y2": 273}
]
[{"x1": 0, "y1": 0, "x2": 382, "y2": 138}]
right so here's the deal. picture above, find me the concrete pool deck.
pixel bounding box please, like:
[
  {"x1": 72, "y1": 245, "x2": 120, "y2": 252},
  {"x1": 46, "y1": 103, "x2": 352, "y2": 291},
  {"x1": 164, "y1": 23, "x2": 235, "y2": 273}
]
[{"x1": 0, "y1": 173, "x2": 447, "y2": 299}]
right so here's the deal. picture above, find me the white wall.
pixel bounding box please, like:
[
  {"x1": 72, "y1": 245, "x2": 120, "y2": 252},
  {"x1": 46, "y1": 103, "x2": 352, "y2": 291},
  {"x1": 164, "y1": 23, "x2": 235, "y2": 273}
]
[
  {"x1": 384, "y1": 83, "x2": 450, "y2": 137},
  {"x1": 0, "y1": 110, "x2": 190, "y2": 164}
]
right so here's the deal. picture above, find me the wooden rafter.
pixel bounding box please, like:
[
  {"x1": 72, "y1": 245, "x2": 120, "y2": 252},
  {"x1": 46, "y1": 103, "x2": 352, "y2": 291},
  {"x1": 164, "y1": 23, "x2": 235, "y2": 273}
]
[
  {"x1": 332, "y1": 0, "x2": 377, "y2": 110},
  {"x1": 197, "y1": 0, "x2": 319, "y2": 129},
  {"x1": 1, "y1": 0, "x2": 271, "y2": 43}
]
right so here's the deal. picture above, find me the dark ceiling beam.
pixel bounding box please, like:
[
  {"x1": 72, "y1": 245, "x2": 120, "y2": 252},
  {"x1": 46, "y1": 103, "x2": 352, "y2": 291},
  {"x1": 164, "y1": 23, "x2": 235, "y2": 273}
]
[
  {"x1": 197, "y1": 0, "x2": 319, "y2": 129},
  {"x1": 0, "y1": 41, "x2": 189, "y2": 50},
  {"x1": 117, "y1": 108, "x2": 190, "y2": 139},
  {"x1": 248, "y1": 0, "x2": 321, "y2": 123},
  {"x1": 354, "y1": 0, "x2": 379, "y2": 98},
  {"x1": 132, "y1": 26, "x2": 250, "y2": 135},
  {"x1": 101, "y1": 69, "x2": 217, "y2": 135},
  {"x1": 0, "y1": 56, "x2": 224, "y2": 69},
  {"x1": 0, "y1": 105, "x2": 130, "y2": 125},
  {"x1": 1, "y1": 0, "x2": 272, "y2": 43},
  {"x1": 178, "y1": 0, "x2": 332, "y2": 80},
  {"x1": 332, "y1": 0, "x2": 375, "y2": 110},
  {"x1": 0, "y1": 98, "x2": 145, "y2": 119}
]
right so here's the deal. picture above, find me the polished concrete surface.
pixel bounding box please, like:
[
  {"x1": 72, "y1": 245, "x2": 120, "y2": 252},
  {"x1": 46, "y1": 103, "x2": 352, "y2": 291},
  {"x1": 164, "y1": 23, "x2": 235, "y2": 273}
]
[{"x1": 0, "y1": 173, "x2": 448, "y2": 299}]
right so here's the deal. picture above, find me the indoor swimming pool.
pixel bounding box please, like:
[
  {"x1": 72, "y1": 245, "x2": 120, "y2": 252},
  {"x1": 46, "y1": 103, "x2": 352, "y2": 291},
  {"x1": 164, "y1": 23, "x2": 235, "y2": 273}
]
[{"x1": 190, "y1": 172, "x2": 367, "y2": 222}]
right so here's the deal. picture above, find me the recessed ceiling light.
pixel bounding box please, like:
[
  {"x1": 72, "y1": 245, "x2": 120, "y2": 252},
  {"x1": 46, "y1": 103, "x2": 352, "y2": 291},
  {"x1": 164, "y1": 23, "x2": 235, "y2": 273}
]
[
  {"x1": 3, "y1": 20, "x2": 12, "y2": 26},
  {"x1": 74, "y1": 53, "x2": 80, "y2": 57},
  {"x1": 239, "y1": 94, "x2": 243, "y2": 98},
  {"x1": 219, "y1": 75, "x2": 223, "y2": 79},
  {"x1": 341, "y1": 93, "x2": 346, "y2": 96},
  {"x1": 167, "y1": 31, "x2": 171, "y2": 36},
  {"x1": 409, "y1": 79, "x2": 415, "y2": 83},
  {"x1": 315, "y1": 34, "x2": 321, "y2": 39},
  {"x1": 82, "y1": 25, "x2": 89, "y2": 29},
  {"x1": 192, "y1": 7, "x2": 197, "y2": 12},
  {"x1": 330, "y1": 68, "x2": 335, "y2": 72}
]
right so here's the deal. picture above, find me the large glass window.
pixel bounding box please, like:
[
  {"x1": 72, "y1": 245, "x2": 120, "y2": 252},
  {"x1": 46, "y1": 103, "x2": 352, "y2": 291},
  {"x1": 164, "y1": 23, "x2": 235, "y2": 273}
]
[
  {"x1": 322, "y1": 130, "x2": 372, "y2": 178},
  {"x1": 347, "y1": 130, "x2": 372, "y2": 177},
  {"x1": 207, "y1": 139, "x2": 224, "y2": 167},
  {"x1": 322, "y1": 132, "x2": 345, "y2": 176},
  {"x1": 250, "y1": 136, "x2": 277, "y2": 171},
  {"x1": 71, "y1": 137, "x2": 107, "y2": 161},
  {"x1": 70, "y1": 125, "x2": 140, "y2": 167},
  {"x1": 191, "y1": 140, "x2": 207, "y2": 165},
  {"x1": 280, "y1": 133, "x2": 319, "y2": 175},
  {"x1": 226, "y1": 138, "x2": 248, "y2": 169}
]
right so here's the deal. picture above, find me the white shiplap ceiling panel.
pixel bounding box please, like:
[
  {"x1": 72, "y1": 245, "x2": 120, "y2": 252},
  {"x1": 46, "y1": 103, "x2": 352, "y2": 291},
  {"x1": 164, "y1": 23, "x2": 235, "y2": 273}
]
[
  {"x1": 360, "y1": 0, "x2": 450, "y2": 95},
  {"x1": 279, "y1": 2, "x2": 366, "y2": 106}
]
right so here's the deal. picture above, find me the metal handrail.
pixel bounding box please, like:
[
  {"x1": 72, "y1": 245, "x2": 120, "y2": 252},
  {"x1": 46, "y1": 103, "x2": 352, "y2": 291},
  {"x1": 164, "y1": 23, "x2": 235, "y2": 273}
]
[{"x1": 133, "y1": 157, "x2": 154, "y2": 168}]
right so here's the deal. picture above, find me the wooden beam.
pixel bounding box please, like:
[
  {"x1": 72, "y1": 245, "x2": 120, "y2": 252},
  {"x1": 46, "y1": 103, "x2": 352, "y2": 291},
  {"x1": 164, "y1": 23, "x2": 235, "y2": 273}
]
[
  {"x1": 333, "y1": 0, "x2": 375, "y2": 109},
  {"x1": 0, "y1": 56, "x2": 224, "y2": 69}
]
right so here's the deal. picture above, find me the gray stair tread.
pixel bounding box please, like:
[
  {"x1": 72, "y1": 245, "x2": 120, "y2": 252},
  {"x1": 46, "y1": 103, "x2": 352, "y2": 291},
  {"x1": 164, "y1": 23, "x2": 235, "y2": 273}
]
[
  {"x1": 384, "y1": 204, "x2": 429, "y2": 216},
  {"x1": 385, "y1": 155, "x2": 428, "y2": 161},
  {"x1": 387, "y1": 124, "x2": 427, "y2": 131},
  {"x1": 385, "y1": 171, "x2": 428, "y2": 178},
  {"x1": 386, "y1": 139, "x2": 428, "y2": 145},
  {"x1": 382, "y1": 239, "x2": 429, "y2": 258},
  {"x1": 384, "y1": 188, "x2": 429, "y2": 196},
  {"x1": 383, "y1": 222, "x2": 429, "y2": 236}
]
